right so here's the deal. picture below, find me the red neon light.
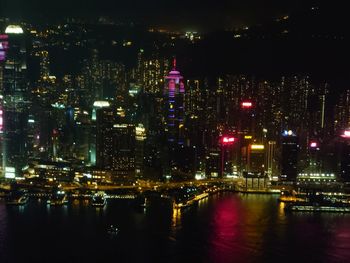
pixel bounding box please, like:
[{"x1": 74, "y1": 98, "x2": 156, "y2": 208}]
[
  {"x1": 341, "y1": 131, "x2": 350, "y2": 138},
  {"x1": 222, "y1": 137, "x2": 235, "y2": 144},
  {"x1": 241, "y1": 101, "x2": 252, "y2": 108}
]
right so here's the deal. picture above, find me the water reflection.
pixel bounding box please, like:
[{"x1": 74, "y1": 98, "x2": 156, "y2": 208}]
[
  {"x1": 171, "y1": 207, "x2": 182, "y2": 236},
  {"x1": 209, "y1": 195, "x2": 247, "y2": 263},
  {"x1": 2, "y1": 194, "x2": 350, "y2": 262},
  {"x1": 278, "y1": 201, "x2": 286, "y2": 219}
]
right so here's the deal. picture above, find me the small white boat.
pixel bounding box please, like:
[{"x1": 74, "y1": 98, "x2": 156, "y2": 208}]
[
  {"x1": 107, "y1": 225, "x2": 119, "y2": 235},
  {"x1": 47, "y1": 191, "x2": 68, "y2": 206},
  {"x1": 6, "y1": 190, "x2": 29, "y2": 205},
  {"x1": 91, "y1": 191, "x2": 107, "y2": 207}
]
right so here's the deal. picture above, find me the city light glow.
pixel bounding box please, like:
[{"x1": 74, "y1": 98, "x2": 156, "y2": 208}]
[
  {"x1": 283, "y1": 130, "x2": 295, "y2": 136},
  {"x1": 5, "y1": 25, "x2": 24, "y2": 34},
  {"x1": 93, "y1": 101, "x2": 110, "y2": 108},
  {"x1": 221, "y1": 136, "x2": 235, "y2": 144},
  {"x1": 241, "y1": 101, "x2": 253, "y2": 108},
  {"x1": 310, "y1": 142, "x2": 318, "y2": 148},
  {"x1": 341, "y1": 130, "x2": 350, "y2": 138},
  {"x1": 251, "y1": 144, "x2": 264, "y2": 150}
]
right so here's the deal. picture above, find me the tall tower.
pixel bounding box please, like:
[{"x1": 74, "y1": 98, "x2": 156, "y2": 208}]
[
  {"x1": 2, "y1": 25, "x2": 28, "y2": 176},
  {"x1": 164, "y1": 59, "x2": 185, "y2": 145},
  {"x1": 280, "y1": 130, "x2": 299, "y2": 182},
  {"x1": 0, "y1": 34, "x2": 8, "y2": 174}
]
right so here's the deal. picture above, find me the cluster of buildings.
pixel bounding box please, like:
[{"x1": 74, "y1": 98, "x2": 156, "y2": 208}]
[{"x1": 1, "y1": 20, "x2": 350, "y2": 187}]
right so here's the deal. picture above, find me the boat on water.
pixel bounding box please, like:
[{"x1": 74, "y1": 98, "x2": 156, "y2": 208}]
[
  {"x1": 6, "y1": 190, "x2": 29, "y2": 205},
  {"x1": 285, "y1": 202, "x2": 350, "y2": 213},
  {"x1": 47, "y1": 191, "x2": 68, "y2": 206},
  {"x1": 140, "y1": 197, "x2": 150, "y2": 208},
  {"x1": 284, "y1": 193, "x2": 350, "y2": 213},
  {"x1": 107, "y1": 225, "x2": 119, "y2": 235},
  {"x1": 91, "y1": 191, "x2": 107, "y2": 207}
]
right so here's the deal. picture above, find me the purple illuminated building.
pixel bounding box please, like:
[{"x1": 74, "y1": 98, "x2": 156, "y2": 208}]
[
  {"x1": 0, "y1": 34, "x2": 8, "y2": 62},
  {"x1": 164, "y1": 59, "x2": 185, "y2": 145}
]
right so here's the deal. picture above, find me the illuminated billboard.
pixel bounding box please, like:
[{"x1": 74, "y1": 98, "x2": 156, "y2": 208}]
[
  {"x1": 241, "y1": 101, "x2": 252, "y2": 108},
  {"x1": 251, "y1": 144, "x2": 264, "y2": 150},
  {"x1": 221, "y1": 136, "x2": 235, "y2": 145}
]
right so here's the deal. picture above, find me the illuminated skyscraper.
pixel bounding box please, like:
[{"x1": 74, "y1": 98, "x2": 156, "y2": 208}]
[
  {"x1": 110, "y1": 124, "x2": 136, "y2": 180},
  {"x1": 135, "y1": 124, "x2": 146, "y2": 178},
  {"x1": 94, "y1": 101, "x2": 114, "y2": 168},
  {"x1": 266, "y1": 141, "x2": 277, "y2": 179},
  {"x1": 339, "y1": 131, "x2": 350, "y2": 182},
  {"x1": 2, "y1": 25, "x2": 29, "y2": 175},
  {"x1": 280, "y1": 130, "x2": 299, "y2": 182},
  {"x1": 164, "y1": 59, "x2": 185, "y2": 145},
  {"x1": 0, "y1": 34, "x2": 8, "y2": 173}
]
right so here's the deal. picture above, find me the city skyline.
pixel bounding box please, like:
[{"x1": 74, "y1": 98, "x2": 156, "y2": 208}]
[{"x1": 2, "y1": 2, "x2": 350, "y2": 263}]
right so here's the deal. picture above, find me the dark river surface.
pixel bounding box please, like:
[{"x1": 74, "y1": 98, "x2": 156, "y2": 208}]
[{"x1": 1, "y1": 193, "x2": 350, "y2": 263}]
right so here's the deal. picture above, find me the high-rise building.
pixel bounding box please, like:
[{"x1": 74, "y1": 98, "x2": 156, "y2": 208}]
[
  {"x1": 205, "y1": 148, "x2": 220, "y2": 178},
  {"x1": 94, "y1": 102, "x2": 114, "y2": 168},
  {"x1": 94, "y1": 101, "x2": 136, "y2": 181},
  {"x1": 280, "y1": 130, "x2": 299, "y2": 182},
  {"x1": 248, "y1": 144, "x2": 265, "y2": 175},
  {"x1": 135, "y1": 124, "x2": 146, "y2": 178},
  {"x1": 2, "y1": 25, "x2": 29, "y2": 175},
  {"x1": 334, "y1": 90, "x2": 350, "y2": 134},
  {"x1": 111, "y1": 124, "x2": 135, "y2": 180},
  {"x1": 266, "y1": 141, "x2": 277, "y2": 179},
  {"x1": 339, "y1": 131, "x2": 350, "y2": 182},
  {"x1": 164, "y1": 59, "x2": 185, "y2": 145}
]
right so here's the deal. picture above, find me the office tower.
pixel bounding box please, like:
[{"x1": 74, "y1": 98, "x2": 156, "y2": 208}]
[
  {"x1": 2, "y1": 25, "x2": 29, "y2": 176},
  {"x1": 248, "y1": 144, "x2": 265, "y2": 175},
  {"x1": 94, "y1": 101, "x2": 114, "y2": 168},
  {"x1": 0, "y1": 34, "x2": 8, "y2": 174},
  {"x1": 135, "y1": 124, "x2": 146, "y2": 178},
  {"x1": 334, "y1": 90, "x2": 350, "y2": 134},
  {"x1": 111, "y1": 124, "x2": 135, "y2": 180},
  {"x1": 26, "y1": 115, "x2": 40, "y2": 158},
  {"x1": 164, "y1": 59, "x2": 185, "y2": 145},
  {"x1": 280, "y1": 130, "x2": 299, "y2": 182},
  {"x1": 73, "y1": 110, "x2": 92, "y2": 162},
  {"x1": 306, "y1": 141, "x2": 321, "y2": 173},
  {"x1": 239, "y1": 101, "x2": 255, "y2": 172},
  {"x1": 306, "y1": 83, "x2": 328, "y2": 138},
  {"x1": 93, "y1": 101, "x2": 135, "y2": 180},
  {"x1": 266, "y1": 141, "x2": 277, "y2": 179},
  {"x1": 339, "y1": 131, "x2": 350, "y2": 182},
  {"x1": 239, "y1": 101, "x2": 255, "y2": 135},
  {"x1": 340, "y1": 143, "x2": 350, "y2": 182},
  {"x1": 205, "y1": 148, "x2": 221, "y2": 178}
]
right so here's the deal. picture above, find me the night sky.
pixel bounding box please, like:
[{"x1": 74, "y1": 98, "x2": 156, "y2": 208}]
[{"x1": 1, "y1": 0, "x2": 308, "y2": 30}]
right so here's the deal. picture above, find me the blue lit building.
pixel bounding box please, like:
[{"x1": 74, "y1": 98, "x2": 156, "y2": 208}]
[{"x1": 164, "y1": 59, "x2": 185, "y2": 145}]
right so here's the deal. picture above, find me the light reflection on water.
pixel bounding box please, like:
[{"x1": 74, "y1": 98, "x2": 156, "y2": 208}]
[{"x1": 1, "y1": 194, "x2": 350, "y2": 262}]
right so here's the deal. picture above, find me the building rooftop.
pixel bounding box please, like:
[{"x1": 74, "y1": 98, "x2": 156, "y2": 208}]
[{"x1": 5, "y1": 25, "x2": 24, "y2": 34}]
